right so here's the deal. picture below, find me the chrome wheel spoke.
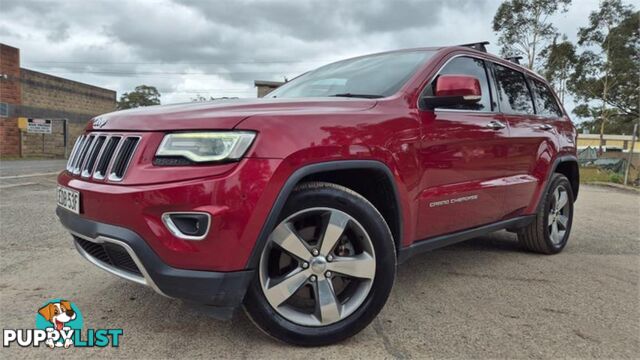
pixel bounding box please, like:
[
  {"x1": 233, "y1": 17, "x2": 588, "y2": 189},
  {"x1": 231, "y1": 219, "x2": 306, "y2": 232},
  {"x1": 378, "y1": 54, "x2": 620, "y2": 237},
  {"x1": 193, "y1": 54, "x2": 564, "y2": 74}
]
[
  {"x1": 270, "y1": 222, "x2": 311, "y2": 260},
  {"x1": 328, "y1": 253, "x2": 376, "y2": 279},
  {"x1": 550, "y1": 221, "x2": 561, "y2": 244},
  {"x1": 264, "y1": 268, "x2": 310, "y2": 307},
  {"x1": 314, "y1": 277, "x2": 341, "y2": 324},
  {"x1": 548, "y1": 185, "x2": 571, "y2": 245},
  {"x1": 557, "y1": 190, "x2": 568, "y2": 210},
  {"x1": 557, "y1": 215, "x2": 568, "y2": 229},
  {"x1": 320, "y1": 210, "x2": 350, "y2": 256}
]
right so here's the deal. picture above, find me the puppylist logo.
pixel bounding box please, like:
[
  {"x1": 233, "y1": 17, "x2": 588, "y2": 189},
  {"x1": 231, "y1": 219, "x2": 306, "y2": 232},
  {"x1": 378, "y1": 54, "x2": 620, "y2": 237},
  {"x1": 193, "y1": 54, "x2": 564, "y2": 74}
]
[{"x1": 3, "y1": 299, "x2": 123, "y2": 349}]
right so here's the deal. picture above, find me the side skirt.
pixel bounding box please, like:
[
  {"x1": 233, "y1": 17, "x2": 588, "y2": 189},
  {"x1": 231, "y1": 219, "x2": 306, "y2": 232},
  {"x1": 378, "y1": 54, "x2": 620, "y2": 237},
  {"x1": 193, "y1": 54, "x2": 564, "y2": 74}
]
[{"x1": 397, "y1": 215, "x2": 535, "y2": 263}]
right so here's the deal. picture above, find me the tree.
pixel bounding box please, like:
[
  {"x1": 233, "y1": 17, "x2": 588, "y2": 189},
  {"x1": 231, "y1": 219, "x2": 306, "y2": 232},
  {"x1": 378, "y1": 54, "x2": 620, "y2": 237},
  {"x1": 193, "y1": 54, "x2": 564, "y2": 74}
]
[
  {"x1": 568, "y1": 0, "x2": 638, "y2": 150},
  {"x1": 493, "y1": 0, "x2": 571, "y2": 70},
  {"x1": 191, "y1": 95, "x2": 239, "y2": 102},
  {"x1": 540, "y1": 35, "x2": 577, "y2": 103},
  {"x1": 191, "y1": 94, "x2": 213, "y2": 102},
  {"x1": 117, "y1": 85, "x2": 161, "y2": 109}
]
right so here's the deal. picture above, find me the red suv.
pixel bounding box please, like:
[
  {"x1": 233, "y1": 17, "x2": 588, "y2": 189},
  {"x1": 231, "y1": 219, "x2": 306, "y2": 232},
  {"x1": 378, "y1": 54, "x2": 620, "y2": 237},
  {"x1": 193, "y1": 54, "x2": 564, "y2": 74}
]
[{"x1": 56, "y1": 43, "x2": 578, "y2": 346}]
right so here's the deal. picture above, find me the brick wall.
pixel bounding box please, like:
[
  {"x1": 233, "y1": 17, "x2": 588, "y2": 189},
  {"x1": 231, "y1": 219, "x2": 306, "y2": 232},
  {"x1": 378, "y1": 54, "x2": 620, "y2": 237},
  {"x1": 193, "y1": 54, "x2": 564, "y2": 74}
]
[
  {"x1": 0, "y1": 121, "x2": 20, "y2": 156},
  {"x1": 21, "y1": 69, "x2": 116, "y2": 118},
  {"x1": 0, "y1": 44, "x2": 21, "y2": 156},
  {"x1": 0, "y1": 42, "x2": 116, "y2": 158},
  {"x1": 19, "y1": 69, "x2": 116, "y2": 157}
]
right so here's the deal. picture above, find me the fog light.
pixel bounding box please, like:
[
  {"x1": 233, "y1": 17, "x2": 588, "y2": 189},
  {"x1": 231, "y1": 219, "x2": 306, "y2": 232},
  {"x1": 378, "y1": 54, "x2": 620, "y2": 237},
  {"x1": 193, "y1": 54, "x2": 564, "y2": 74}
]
[{"x1": 162, "y1": 212, "x2": 211, "y2": 240}]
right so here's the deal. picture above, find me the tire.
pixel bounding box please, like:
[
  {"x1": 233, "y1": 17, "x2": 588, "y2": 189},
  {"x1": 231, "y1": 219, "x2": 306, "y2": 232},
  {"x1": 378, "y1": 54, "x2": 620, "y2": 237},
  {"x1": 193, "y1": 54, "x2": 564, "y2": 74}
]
[
  {"x1": 243, "y1": 182, "x2": 396, "y2": 346},
  {"x1": 518, "y1": 173, "x2": 574, "y2": 254}
]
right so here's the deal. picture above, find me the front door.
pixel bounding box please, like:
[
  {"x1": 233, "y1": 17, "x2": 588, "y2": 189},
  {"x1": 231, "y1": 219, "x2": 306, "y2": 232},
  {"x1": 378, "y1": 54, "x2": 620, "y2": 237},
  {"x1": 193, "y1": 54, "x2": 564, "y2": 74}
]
[{"x1": 416, "y1": 56, "x2": 511, "y2": 240}]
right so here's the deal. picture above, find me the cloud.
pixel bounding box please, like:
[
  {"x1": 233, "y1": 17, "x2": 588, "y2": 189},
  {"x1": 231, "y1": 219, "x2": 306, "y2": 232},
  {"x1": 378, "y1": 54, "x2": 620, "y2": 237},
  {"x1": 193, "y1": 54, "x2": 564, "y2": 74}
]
[
  {"x1": 0, "y1": 0, "x2": 601, "y2": 109},
  {"x1": 46, "y1": 22, "x2": 71, "y2": 42}
]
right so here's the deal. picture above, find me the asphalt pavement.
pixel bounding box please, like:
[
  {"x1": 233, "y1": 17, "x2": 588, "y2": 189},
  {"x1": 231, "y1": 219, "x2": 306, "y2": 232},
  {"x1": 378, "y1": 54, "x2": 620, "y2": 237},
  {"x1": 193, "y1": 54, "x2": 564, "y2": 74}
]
[{"x1": 0, "y1": 160, "x2": 638, "y2": 359}]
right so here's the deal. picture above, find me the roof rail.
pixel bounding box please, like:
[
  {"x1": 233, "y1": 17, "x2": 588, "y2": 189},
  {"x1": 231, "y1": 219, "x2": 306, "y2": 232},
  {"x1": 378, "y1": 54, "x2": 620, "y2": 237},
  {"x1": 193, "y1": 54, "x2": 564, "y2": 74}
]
[
  {"x1": 505, "y1": 56, "x2": 523, "y2": 65},
  {"x1": 458, "y1": 41, "x2": 489, "y2": 53}
]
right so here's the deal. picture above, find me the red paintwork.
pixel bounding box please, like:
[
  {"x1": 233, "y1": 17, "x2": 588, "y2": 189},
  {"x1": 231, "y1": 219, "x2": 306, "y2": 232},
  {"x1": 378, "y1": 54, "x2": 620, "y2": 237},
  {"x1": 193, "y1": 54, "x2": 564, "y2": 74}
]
[
  {"x1": 59, "y1": 46, "x2": 576, "y2": 271},
  {"x1": 434, "y1": 75, "x2": 481, "y2": 97}
]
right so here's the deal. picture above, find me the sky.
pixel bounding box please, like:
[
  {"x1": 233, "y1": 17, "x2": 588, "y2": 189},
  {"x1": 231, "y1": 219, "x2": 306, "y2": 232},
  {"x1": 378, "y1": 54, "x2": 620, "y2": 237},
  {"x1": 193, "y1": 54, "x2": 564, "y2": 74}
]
[{"x1": 0, "y1": 0, "x2": 605, "y2": 111}]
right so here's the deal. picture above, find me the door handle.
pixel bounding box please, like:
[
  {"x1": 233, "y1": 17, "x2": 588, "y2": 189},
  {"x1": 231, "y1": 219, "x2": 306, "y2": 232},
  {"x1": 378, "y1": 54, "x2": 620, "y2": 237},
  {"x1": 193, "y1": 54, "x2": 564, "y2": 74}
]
[
  {"x1": 485, "y1": 120, "x2": 506, "y2": 130},
  {"x1": 538, "y1": 124, "x2": 554, "y2": 131}
]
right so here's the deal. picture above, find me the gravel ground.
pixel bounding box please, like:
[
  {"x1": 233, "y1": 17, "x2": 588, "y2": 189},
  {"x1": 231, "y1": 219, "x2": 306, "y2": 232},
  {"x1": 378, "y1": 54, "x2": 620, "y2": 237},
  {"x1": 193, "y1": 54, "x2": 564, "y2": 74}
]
[{"x1": 0, "y1": 161, "x2": 638, "y2": 359}]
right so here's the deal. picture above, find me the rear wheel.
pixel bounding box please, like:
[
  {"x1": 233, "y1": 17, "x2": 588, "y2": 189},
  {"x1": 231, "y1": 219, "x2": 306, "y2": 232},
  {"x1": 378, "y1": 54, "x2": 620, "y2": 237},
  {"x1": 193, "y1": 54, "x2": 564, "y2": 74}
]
[
  {"x1": 518, "y1": 173, "x2": 574, "y2": 254},
  {"x1": 244, "y1": 182, "x2": 396, "y2": 346}
]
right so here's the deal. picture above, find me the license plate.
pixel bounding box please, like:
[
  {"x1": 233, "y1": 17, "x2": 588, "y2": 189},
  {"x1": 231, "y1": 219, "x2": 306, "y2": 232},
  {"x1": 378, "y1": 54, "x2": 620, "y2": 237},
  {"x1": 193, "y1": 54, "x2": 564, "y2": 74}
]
[{"x1": 57, "y1": 186, "x2": 80, "y2": 214}]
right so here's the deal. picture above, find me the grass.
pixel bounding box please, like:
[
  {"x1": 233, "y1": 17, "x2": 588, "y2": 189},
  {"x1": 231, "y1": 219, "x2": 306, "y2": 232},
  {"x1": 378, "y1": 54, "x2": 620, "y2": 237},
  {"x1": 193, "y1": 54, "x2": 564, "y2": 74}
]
[
  {"x1": 580, "y1": 167, "x2": 612, "y2": 183},
  {"x1": 580, "y1": 166, "x2": 639, "y2": 186}
]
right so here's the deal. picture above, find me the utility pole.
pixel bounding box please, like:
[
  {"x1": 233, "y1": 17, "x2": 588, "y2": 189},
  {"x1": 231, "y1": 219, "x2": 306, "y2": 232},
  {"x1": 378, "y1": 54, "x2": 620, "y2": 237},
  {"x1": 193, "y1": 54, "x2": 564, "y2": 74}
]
[
  {"x1": 624, "y1": 123, "x2": 638, "y2": 186},
  {"x1": 63, "y1": 119, "x2": 69, "y2": 159}
]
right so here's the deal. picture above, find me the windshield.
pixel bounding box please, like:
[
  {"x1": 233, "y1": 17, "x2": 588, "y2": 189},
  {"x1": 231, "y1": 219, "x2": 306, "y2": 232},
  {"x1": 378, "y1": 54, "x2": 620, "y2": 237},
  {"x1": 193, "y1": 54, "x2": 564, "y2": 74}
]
[{"x1": 267, "y1": 50, "x2": 434, "y2": 99}]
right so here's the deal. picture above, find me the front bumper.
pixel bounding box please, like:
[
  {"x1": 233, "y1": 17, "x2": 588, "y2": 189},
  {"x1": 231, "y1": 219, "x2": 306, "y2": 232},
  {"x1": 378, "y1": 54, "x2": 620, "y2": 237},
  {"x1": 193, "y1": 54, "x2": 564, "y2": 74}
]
[
  {"x1": 57, "y1": 158, "x2": 283, "y2": 271},
  {"x1": 57, "y1": 208, "x2": 254, "y2": 318}
]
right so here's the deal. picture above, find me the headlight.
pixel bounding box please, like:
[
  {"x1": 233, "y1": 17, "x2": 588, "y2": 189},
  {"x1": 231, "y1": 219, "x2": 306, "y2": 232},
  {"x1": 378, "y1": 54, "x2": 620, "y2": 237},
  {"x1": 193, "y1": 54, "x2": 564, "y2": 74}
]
[{"x1": 155, "y1": 131, "x2": 256, "y2": 163}]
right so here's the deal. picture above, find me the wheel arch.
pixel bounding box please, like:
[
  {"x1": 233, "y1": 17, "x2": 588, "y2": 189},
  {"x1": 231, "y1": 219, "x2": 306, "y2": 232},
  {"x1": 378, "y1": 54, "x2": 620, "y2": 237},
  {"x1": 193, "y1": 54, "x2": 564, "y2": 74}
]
[
  {"x1": 245, "y1": 160, "x2": 403, "y2": 269},
  {"x1": 536, "y1": 155, "x2": 579, "y2": 212},
  {"x1": 554, "y1": 159, "x2": 579, "y2": 200}
]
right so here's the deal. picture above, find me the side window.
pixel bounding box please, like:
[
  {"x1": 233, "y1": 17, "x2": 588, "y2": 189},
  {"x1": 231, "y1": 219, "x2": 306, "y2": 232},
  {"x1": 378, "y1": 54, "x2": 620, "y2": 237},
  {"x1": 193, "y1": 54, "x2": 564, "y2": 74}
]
[
  {"x1": 531, "y1": 80, "x2": 564, "y2": 117},
  {"x1": 425, "y1": 57, "x2": 492, "y2": 111},
  {"x1": 493, "y1": 64, "x2": 535, "y2": 115}
]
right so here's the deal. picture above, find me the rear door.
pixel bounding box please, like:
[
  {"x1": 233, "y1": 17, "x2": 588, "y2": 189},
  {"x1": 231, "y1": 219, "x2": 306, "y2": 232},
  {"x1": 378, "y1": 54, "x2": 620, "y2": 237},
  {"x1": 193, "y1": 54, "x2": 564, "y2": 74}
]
[
  {"x1": 491, "y1": 63, "x2": 558, "y2": 217},
  {"x1": 416, "y1": 56, "x2": 512, "y2": 239}
]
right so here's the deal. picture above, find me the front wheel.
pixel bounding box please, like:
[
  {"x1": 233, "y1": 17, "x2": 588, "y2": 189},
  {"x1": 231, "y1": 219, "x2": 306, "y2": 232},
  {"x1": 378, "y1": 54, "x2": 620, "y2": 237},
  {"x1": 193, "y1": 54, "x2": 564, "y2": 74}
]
[
  {"x1": 518, "y1": 173, "x2": 574, "y2": 254},
  {"x1": 244, "y1": 182, "x2": 396, "y2": 346}
]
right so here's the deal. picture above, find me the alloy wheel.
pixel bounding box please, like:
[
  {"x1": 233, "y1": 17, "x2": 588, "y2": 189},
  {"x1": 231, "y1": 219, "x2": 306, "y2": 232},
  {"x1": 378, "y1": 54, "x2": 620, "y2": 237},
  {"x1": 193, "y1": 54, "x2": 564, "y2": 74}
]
[
  {"x1": 548, "y1": 185, "x2": 570, "y2": 245},
  {"x1": 259, "y1": 207, "x2": 376, "y2": 327}
]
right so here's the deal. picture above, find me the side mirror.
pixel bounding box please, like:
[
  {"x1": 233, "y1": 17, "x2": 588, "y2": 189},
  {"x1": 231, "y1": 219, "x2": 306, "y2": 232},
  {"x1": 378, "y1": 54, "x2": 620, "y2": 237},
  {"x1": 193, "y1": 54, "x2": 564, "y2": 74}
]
[{"x1": 421, "y1": 74, "x2": 482, "y2": 109}]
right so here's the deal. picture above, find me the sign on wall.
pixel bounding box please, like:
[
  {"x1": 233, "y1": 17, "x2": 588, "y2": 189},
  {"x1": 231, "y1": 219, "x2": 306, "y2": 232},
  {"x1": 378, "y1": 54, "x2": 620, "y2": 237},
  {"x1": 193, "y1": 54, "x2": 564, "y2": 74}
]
[{"x1": 20, "y1": 118, "x2": 52, "y2": 134}]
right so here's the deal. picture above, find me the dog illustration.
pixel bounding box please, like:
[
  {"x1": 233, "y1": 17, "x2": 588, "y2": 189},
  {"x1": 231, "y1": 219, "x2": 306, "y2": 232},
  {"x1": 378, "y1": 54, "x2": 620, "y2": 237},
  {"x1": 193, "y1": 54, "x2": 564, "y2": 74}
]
[{"x1": 38, "y1": 300, "x2": 76, "y2": 348}]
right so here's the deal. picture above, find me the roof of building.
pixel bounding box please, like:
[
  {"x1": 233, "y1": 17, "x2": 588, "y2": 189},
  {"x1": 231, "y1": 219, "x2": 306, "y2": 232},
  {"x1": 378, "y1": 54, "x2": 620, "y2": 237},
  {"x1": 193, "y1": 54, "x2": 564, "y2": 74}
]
[
  {"x1": 20, "y1": 68, "x2": 116, "y2": 95},
  {"x1": 578, "y1": 134, "x2": 637, "y2": 141},
  {"x1": 254, "y1": 80, "x2": 285, "y2": 87}
]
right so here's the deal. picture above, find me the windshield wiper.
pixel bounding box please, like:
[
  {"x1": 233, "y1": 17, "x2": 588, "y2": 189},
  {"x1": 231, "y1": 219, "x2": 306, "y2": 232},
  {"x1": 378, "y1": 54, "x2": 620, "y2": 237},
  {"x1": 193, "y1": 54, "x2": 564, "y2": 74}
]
[{"x1": 328, "y1": 93, "x2": 383, "y2": 99}]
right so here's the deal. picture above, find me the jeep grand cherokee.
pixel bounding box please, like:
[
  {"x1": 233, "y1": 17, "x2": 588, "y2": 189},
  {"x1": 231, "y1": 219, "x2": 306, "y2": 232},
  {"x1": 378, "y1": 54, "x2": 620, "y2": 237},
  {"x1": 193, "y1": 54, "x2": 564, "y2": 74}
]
[{"x1": 57, "y1": 43, "x2": 578, "y2": 346}]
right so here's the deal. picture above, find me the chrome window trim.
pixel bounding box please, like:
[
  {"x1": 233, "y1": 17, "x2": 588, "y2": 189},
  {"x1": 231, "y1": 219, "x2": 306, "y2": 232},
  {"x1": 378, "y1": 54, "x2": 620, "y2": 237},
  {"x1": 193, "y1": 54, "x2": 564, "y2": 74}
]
[
  {"x1": 108, "y1": 136, "x2": 141, "y2": 182},
  {"x1": 70, "y1": 230, "x2": 168, "y2": 298},
  {"x1": 434, "y1": 109, "x2": 501, "y2": 115},
  {"x1": 161, "y1": 211, "x2": 212, "y2": 241}
]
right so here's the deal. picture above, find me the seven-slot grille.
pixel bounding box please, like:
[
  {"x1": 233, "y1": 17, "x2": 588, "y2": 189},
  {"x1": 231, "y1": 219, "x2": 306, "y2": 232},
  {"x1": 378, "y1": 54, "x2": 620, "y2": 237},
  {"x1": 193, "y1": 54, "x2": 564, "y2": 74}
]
[{"x1": 66, "y1": 133, "x2": 140, "y2": 181}]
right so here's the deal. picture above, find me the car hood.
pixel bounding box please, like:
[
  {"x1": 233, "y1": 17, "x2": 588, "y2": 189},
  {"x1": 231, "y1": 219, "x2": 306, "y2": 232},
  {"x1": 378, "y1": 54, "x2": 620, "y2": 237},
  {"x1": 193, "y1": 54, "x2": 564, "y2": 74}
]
[{"x1": 87, "y1": 98, "x2": 378, "y2": 131}]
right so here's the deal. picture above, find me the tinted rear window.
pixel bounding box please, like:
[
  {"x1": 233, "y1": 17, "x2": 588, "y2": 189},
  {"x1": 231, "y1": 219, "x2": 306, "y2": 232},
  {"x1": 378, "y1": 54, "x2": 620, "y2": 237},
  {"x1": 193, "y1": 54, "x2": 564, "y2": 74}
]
[
  {"x1": 493, "y1": 64, "x2": 535, "y2": 115},
  {"x1": 531, "y1": 79, "x2": 563, "y2": 117}
]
